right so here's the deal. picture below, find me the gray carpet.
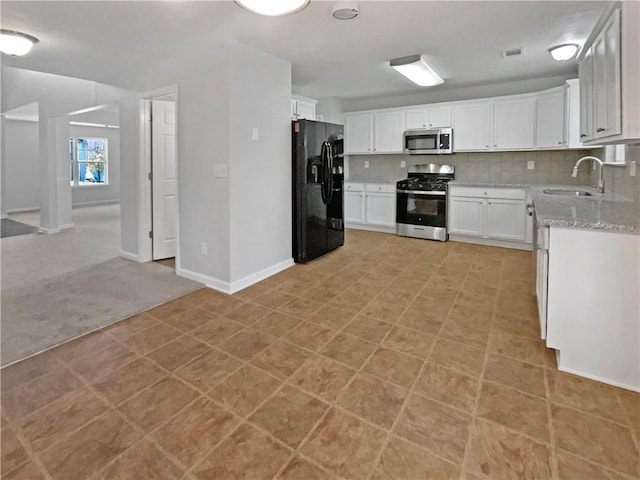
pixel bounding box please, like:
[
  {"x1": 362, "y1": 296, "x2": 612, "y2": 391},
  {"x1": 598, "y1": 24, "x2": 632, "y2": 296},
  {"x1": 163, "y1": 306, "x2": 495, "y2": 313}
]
[
  {"x1": 1, "y1": 218, "x2": 38, "y2": 238},
  {"x1": 1, "y1": 257, "x2": 202, "y2": 366}
]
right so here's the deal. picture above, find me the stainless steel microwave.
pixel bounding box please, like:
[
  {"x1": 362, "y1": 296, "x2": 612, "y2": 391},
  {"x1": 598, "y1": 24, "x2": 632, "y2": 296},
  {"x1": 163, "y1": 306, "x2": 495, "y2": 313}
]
[{"x1": 403, "y1": 127, "x2": 453, "y2": 154}]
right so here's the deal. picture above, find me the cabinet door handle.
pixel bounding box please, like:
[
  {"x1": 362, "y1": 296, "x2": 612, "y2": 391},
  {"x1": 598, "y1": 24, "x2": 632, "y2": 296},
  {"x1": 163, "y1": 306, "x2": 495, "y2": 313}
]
[
  {"x1": 557, "y1": 141, "x2": 563, "y2": 145},
  {"x1": 486, "y1": 145, "x2": 489, "y2": 148},
  {"x1": 580, "y1": 134, "x2": 587, "y2": 138},
  {"x1": 596, "y1": 127, "x2": 605, "y2": 132}
]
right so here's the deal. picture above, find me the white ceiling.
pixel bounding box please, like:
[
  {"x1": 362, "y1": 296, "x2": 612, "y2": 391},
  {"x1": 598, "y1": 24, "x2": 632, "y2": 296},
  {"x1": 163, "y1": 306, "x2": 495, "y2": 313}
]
[{"x1": 1, "y1": 0, "x2": 609, "y2": 101}]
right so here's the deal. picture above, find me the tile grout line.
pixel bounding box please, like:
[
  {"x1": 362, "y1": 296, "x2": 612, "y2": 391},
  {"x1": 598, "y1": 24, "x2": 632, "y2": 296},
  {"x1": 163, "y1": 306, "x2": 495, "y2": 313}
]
[
  {"x1": 458, "y1": 248, "x2": 503, "y2": 480},
  {"x1": 365, "y1": 250, "x2": 481, "y2": 480},
  {"x1": 544, "y1": 364, "x2": 561, "y2": 480}
]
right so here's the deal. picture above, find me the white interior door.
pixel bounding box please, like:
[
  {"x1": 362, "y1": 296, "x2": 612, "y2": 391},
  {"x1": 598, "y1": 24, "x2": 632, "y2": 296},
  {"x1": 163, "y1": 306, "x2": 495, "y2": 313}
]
[{"x1": 152, "y1": 99, "x2": 177, "y2": 260}]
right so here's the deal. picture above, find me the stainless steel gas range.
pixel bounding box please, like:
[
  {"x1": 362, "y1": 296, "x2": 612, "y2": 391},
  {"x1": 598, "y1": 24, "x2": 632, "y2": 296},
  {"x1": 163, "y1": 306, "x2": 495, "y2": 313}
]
[{"x1": 396, "y1": 163, "x2": 455, "y2": 241}]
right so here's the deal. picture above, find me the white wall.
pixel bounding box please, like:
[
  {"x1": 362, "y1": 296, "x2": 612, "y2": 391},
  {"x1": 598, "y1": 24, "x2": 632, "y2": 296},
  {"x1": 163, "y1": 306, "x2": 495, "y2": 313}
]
[
  {"x1": 2, "y1": 120, "x2": 121, "y2": 211},
  {"x1": 114, "y1": 40, "x2": 232, "y2": 283},
  {"x1": 315, "y1": 97, "x2": 345, "y2": 126},
  {"x1": 4, "y1": 120, "x2": 39, "y2": 211},
  {"x1": 70, "y1": 125, "x2": 120, "y2": 206},
  {"x1": 1, "y1": 67, "x2": 127, "y2": 231},
  {"x1": 228, "y1": 40, "x2": 292, "y2": 286},
  {"x1": 114, "y1": 38, "x2": 293, "y2": 290}
]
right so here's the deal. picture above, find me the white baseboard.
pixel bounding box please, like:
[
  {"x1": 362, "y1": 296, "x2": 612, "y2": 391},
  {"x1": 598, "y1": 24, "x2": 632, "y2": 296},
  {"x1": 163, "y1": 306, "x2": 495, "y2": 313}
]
[
  {"x1": 119, "y1": 250, "x2": 140, "y2": 262},
  {"x1": 449, "y1": 234, "x2": 533, "y2": 251},
  {"x1": 59, "y1": 223, "x2": 74, "y2": 231},
  {"x1": 73, "y1": 199, "x2": 120, "y2": 208},
  {"x1": 229, "y1": 258, "x2": 294, "y2": 294},
  {"x1": 177, "y1": 267, "x2": 230, "y2": 294},
  {"x1": 7, "y1": 206, "x2": 40, "y2": 214},
  {"x1": 178, "y1": 258, "x2": 295, "y2": 295},
  {"x1": 39, "y1": 226, "x2": 60, "y2": 234},
  {"x1": 557, "y1": 365, "x2": 640, "y2": 393},
  {"x1": 1, "y1": 214, "x2": 7, "y2": 219}
]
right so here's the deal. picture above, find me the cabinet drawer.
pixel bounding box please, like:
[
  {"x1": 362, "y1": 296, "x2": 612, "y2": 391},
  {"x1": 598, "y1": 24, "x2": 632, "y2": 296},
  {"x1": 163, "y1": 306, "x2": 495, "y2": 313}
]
[
  {"x1": 365, "y1": 183, "x2": 395, "y2": 193},
  {"x1": 449, "y1": 186, "x2": 525, "y2": 200},
  {"x1": 345, "y1": 182, "x2": 364, "y2": 192}
]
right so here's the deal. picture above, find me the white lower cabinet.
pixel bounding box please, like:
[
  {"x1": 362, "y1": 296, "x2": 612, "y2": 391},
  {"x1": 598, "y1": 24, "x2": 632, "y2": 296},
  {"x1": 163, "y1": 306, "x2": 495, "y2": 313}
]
[
  {"x1": 344, "y1": 183, "x2": 365, "y2": 224},
  {"x1": 544, "y1": 227, "x2": 640, "y2": 390},
  {"x1": 345, "y1": 182, "x2": 395, "y2": 231},
  {"x1": 486, "y1": 199, "x2": 527, "y2": 241},
  {"x1": 449, "y1": 198, "x2": 484, "y2": 236},
  {"x1": 449, "y1": 186, "x2": 529, "y2": 247}
]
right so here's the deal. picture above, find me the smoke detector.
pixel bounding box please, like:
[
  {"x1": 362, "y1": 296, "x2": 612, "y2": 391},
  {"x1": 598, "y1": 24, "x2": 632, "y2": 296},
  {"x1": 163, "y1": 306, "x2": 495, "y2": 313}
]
[{"x1": 332, "y1": 2, "x2": 359, "y2": 20}]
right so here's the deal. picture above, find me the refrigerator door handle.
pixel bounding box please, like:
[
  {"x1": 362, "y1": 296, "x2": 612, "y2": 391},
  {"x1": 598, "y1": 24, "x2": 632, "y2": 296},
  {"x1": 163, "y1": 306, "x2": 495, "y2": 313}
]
[
  {"x1": 326, "y1": 142, "x2": 334, "y2": 204},
  {"x1": 320, "y1": 142, "x2": 328, "y2": 204}
]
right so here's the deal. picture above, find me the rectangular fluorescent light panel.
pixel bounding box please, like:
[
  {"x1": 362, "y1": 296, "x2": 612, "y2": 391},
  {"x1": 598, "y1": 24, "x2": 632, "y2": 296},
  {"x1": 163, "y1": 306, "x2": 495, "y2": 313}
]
[{"x1": 390, "y1": 55, "x2": 444, "y2": 87}]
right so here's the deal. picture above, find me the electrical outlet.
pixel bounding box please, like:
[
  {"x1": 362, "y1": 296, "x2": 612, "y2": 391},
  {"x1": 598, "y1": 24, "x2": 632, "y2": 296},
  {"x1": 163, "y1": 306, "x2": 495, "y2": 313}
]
[
  {"x1": 527, "y1": 161, "x2": 535, "y2": 170},
  {"x1": 251, "y1": 128, "x2": 259, "y2": 141},
  {"x1": 630, "y1": 161, "x2": 637, "y2": 177},
  {"x1": 201, "y1": 242, "x2": 208, "y2": 256},
  {"x1": 364, "y1": 160, "x2": 370, "y2": 168},
  {"x1": 400, "y1": 161, "x2": 406, "y2": 168}
]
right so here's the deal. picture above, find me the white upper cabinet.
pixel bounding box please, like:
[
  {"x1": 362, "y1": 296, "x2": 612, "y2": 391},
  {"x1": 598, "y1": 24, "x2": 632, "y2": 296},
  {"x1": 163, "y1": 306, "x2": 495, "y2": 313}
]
[
  {"x1": 536, "y1": 87, "x2": 566, "y2": 149},
  {"x1": 345, "y1": 110, "x2": 404, "y2": 154},
  {"x1": 405, "y1": 109, "x2": 429, "y2": 130},
  {"x1": 291, "y1": 95, "x2": 317, "y2": 120},
  {"x1": 373, "y1": 110, "x2": 404, "y2": 153},
  {"x1": 592, "y1": 9, "x2": 621, "y2": 139},
  {"x1": 345, "y1": 113, "x2": 374, "y2": 154},
  {"x1": 453, "y1": 102, "x2": 492, "y2": 151},
  {"x1": 579, "y1": 2, "x2": 640, "y2": 144},
  {"x1": 493, "y1": 96, "x2": 536, "y2": 150},
  {"x1": 429, "y1": 106, "x2": 453, "y2": 128},
  {"x1": 578, "y1": 49, "x2": 595, "y2": 142},
  {"x1": 566, "y1": 79, "x2": 589, "y2": 148},
  {"x1": 405, "y1": 106, "x2": 452, "y2": 129}
]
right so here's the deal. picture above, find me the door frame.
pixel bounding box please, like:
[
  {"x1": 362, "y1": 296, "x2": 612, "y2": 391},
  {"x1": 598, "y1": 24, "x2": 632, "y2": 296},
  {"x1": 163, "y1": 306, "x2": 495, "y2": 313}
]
[{"x1": 137, "y1": 85, "x2": 179, "y2": 269}]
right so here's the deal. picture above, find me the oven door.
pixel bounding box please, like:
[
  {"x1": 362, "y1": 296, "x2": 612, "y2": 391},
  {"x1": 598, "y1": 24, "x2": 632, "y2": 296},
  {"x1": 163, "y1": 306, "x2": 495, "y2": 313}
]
[{"x1": 396, "y1": 190, "x2": 447, "y2": 227}]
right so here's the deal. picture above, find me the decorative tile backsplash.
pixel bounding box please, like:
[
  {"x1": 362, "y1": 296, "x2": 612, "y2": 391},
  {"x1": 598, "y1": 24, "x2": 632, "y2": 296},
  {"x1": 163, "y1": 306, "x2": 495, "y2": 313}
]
[
  {"x1": 595, "y1": 145, "x2": 640, "y2": 202},
  {"x1": 347, "y1": 150, "x2": 593, "y2": 186}
]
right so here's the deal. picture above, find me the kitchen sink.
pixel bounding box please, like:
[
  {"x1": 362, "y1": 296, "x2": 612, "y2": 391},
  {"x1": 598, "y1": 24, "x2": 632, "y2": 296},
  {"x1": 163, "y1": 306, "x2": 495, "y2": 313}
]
[{"x1": 542, "y1": 189, "x2": 593, "y2": 196}]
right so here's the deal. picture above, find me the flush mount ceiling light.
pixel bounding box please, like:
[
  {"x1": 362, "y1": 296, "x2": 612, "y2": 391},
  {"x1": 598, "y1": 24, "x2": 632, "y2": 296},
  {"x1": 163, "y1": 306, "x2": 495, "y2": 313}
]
[
  {"x1": 390, "y1": 54, "x2": 444, "y2": 87},
  {"x1": 234, "y1": 0, "x2": 310, "y2": 16},
  {"x1": 0, "y1": 29, "x2": 39, "y2": 56},
  {"x1": 548, "y1": 43, "x2": 579, "y2": 61},
  {"x1": 332, "y1": 2, "x2": 359, "y2": 20}
]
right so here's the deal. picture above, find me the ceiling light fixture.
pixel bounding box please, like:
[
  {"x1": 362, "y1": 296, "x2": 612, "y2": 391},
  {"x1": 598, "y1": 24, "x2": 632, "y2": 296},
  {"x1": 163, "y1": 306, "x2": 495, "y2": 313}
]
[
  {"x1": 548, "y1": 43, "x2": 579, "y2": 61},
  {"x1": 234, "y1": 0, "x2": 310, "y2": 16},
  {"x1": 332, "y1": 2, "x2": 359, "y2": 20},
  {"x1": 390, "y1": 55, "x2": 444, "y2": 87},
  {"x1": 0, "y1": 29, "x2": 39, "y2": 56}
]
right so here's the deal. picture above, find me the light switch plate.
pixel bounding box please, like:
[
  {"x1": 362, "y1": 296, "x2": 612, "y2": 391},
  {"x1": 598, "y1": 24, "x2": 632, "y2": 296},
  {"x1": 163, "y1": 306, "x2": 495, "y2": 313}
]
[
  {"x1": 214, "y1": 164, "x2": 228, "y2": 178},
  {"x1": 251, "y1": 128, "x2": 259, "y2": 141},
  {"x1": 364, "y1": 160, "x2": 370, "y2": 168},
  {"x1": 630, "y1": 161, "x2": 637, "y2": 177},
  {"x1": 527, "y1": 161, "x2": 535, "y2": 170},
  {"x1": 400, "y1": 161, "x2": 406, "y2": 168}
]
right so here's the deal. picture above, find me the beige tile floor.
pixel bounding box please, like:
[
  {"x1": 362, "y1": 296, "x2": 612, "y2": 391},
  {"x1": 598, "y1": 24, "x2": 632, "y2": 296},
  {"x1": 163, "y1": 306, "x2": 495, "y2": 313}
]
[{"x1": 1, "y1": 229, "x2": 639, "y2": 480}]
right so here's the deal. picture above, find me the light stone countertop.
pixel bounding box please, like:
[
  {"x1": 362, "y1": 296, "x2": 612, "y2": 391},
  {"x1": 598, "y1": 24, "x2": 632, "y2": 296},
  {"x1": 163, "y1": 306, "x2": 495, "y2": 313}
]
[{"x1": 450, "y1": 182, "x2": 640, "y2": 234}]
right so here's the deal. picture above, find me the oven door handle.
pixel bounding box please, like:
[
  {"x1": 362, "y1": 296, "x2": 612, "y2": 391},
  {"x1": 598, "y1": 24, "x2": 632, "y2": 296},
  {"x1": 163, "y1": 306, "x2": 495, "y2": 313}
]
[{"x1": 396, "y1": 190, "x2": 447, "y2": 196}]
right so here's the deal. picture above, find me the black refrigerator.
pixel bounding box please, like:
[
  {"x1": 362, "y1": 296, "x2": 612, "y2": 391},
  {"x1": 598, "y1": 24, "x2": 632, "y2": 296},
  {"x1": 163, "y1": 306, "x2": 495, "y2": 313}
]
[{"x1": 292, "y1": 119, "x2": 344, "y2": 263}]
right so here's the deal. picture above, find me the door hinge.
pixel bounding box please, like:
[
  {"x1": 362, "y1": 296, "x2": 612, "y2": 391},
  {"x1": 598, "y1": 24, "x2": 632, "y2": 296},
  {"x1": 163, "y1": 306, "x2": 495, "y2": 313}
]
[
  {"x1": 149, "y1": 231, "x2": 153, "y2": 239},
  {"x1": 148, "y1": 172, "x2": 152, "y2": 181}
]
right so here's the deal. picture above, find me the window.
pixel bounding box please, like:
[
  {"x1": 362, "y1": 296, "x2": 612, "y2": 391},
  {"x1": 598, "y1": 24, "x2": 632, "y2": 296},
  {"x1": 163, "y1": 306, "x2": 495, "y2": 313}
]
[{"x1": 69, "y1": 137, "x2": 108, "y2": 186}]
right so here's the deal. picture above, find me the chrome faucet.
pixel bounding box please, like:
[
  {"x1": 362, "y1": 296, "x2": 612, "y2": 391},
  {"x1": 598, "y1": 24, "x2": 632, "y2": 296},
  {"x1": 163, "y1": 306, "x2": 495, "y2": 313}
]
[{"x1": 571, "y1": 156, "x2": 605, "y2": 193}]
